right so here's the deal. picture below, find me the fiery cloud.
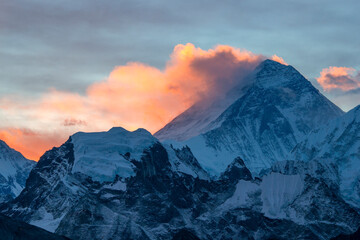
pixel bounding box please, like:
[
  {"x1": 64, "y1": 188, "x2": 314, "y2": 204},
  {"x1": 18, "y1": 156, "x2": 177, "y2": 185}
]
[
  {"x1": 0, "y1": 128, "x2": 65, "y2": 160},
  {"x1": 86, "y1": 43, "x2": 264, "y2": 130},
  {"x1": 271, "y1": 55, "x2": 288, "y2": 65},
  {"x1": 0, "y1": 43, "x2": 277, "y2": 160},
  {"x1": 316, "y1": 66, "x2": 360, "y2": 91}
]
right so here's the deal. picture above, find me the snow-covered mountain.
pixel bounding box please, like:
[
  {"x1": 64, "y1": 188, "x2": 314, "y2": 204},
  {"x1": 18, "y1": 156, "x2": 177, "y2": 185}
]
[
  {"x1": 0, "y1": 140, "x2": 35, "y2": 202},
  {"x1": 1, "y1": 59, "x2": 359, "y2": 240},
  {"x1": 158, "y1": 60, "x2": 343, "y2": 175},
  {"x1": 154, "y1": 72, "x2": 255, "y2": 142},
  {"x1": 1, "y1": 126, "x2": 359, "y2": 239},
  {"x1": 291, "y1": 105, "x2": 360, "y2": 209},
  {"x1": 0, "y1": 127, "x2": 209, "y2": 233}
]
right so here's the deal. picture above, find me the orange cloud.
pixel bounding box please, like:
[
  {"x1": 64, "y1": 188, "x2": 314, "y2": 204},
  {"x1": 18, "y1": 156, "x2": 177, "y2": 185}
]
[
  {"x1": 271, "y1": 54, "x2": 288, "y2": 65},
  {"x1": 0, "y1": 43, "x2": 270, "y2": 160},
  {"x1": 167, "y1": 44, "x2": 264, "y2": 101},
  {"x1": 86, "y1": 44, "x2": 264, "y2": 130},
  {"x1": 0, "y1": 128, "x2": 65, "y2": 160},
  {"x1": 316, "y1": 66, "x2": 360, "y2": 91}
]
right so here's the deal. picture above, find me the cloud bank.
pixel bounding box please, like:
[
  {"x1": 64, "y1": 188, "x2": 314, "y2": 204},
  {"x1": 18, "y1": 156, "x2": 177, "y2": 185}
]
[{"x1": 0, "y1": 43, "x2": 270, "y2": 160}]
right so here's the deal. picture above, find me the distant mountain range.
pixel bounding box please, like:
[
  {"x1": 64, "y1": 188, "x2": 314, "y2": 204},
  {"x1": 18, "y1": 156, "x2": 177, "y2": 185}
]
[
  {"x1": 0, "y1": 59, "x2": 359, "y2": 240},
  {"x1": 0, "y1": 140, "x2": 35, "y2": 203}
]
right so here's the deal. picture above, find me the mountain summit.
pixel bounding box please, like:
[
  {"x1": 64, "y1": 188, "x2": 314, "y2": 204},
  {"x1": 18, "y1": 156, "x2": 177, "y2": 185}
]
[
  {"x1": 156, "y1": 59, "x2": 344, "y2": 174},
  {"x1": 155, "y1": 60, "x2": 342, "y2": 142}
]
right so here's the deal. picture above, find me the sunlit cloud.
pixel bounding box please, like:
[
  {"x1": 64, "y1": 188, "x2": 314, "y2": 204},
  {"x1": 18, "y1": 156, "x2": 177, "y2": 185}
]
[
  {"x1": 271, "y1": 54, "x2": 288, "y2": 65},
  {"x1": 0, "y1": 128, "x2": 65, "y2": 160},
  {"x1": 0, "y1": 43, "x2": 271, "y2": 160},
  {"x1": 316, "y1": 66, "x2": 360, "y2": 91}
]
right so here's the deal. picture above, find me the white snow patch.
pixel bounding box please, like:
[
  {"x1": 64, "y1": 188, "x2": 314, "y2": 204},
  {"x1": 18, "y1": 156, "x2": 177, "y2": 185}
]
[
  {"x1": 10, "y1": 181, "x2": 23, "y2": 196},
  {"x1": 163, "y1": 144, "x2": 208, "y2": 180},
  {"x1": 30, "y1": 207, "x2": 66, "y2": 232},
  {"x1": 260, "y1": 173, "x2": 303, "y2": 218},
  {"x1": 166, "y1": 136, "x2": 237, "y2": 177},
  {"x1": 220, "y1": 180, "x2": 259, "y2": 210},
  {"x1": 71, "y1": 127, "x2": 157, "y2": 183},
  {"x1": 338, "y1": 156, "x2": 360, "y2": 208},
  {"x1": 155, "y1": 81, "x2": 251, "y2": 142}
]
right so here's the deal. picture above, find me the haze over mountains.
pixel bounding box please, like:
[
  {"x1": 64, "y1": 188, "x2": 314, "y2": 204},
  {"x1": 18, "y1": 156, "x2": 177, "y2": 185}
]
[{"x1": 0, "y1": 59, "x2": 359, "y2": 240}]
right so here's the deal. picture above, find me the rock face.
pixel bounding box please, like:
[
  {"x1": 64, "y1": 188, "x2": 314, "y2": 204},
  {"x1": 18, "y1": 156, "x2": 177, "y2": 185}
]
[
  {"x1": 0, "y1": 140, "x2": 35, "y2": 203},
  {"x1": 0, "y1": 213, "x2": 70, "y2": 240},
  {"x1": 157, "y1": 60, "x2": 343, "y2": 175}
]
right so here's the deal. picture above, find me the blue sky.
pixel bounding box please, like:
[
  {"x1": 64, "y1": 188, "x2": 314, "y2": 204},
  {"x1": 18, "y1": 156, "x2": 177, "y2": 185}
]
[
  {"x1": 1, "y1": 0, "x2": 360, "y2": 159},
  {"x1": 1, "y1": 0, "x2": 359, "y2": 109}
]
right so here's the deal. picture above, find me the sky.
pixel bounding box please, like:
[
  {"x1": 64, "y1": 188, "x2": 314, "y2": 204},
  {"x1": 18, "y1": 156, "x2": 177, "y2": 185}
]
[{"x1": 1, "y1": 0, "x2": 360, "y2": 160}]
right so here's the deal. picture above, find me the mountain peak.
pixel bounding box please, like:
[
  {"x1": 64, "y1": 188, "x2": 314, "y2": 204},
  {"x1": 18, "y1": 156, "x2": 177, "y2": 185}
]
[
  {"x1": 156, "y1": 57, "x2": 343, "y2": 147},
  {"x1": 74, "y1": 127, "x2": 153, "y2": 140},
  {"x1": 70, "y1": 127, "x2": 157, "y2": 182},
  {"x1": 132, "y1": 128, "x2": 153, "y2": 136},
  {"x1": 108, "y1": 126, "x2": 151, "y2": 134},
  {"x1": 220, "y1": 157, "x2": 252, "y2": 182},
  {"x1": 254, "y1": 59, "x2": 305, "y2": 89},
  {"x1": 259, "y1": 59, "x2": 286, "y2": 69},
  {"x1": 255, "y1": 59, "x2": 289, "y2": 75},
  {"x1": 107, "y1": 126, "x2": 128, "y2": 133}
]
